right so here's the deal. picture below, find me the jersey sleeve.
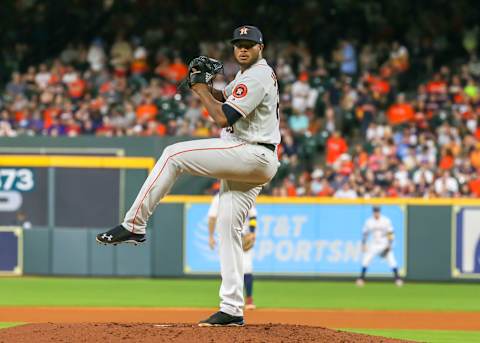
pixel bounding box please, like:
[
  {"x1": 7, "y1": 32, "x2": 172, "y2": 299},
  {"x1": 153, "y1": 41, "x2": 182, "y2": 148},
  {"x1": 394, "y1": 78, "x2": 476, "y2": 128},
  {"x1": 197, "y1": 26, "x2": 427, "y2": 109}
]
[
  {"x1": 224, "y1": 75, "x2": 266, "y2": 117},
  {"x1": 207, "y1": 194, "x2": 220, "y2": 218},
  {"x1": 222, "y1": 80, "x2": 235, "y2": 100}
]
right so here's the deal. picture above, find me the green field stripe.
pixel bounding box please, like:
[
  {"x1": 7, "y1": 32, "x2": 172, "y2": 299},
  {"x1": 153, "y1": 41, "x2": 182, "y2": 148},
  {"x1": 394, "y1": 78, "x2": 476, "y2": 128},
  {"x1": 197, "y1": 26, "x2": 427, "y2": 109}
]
[
  {"x1": 342, "y1": 329, "x2": 480, "y2": 343},
  {"x1": 0, "y1": 278, "x2": 479, "y2": 311},
  {"x1": 0, "y1": 323, "x2": 25, "y2": 329}
]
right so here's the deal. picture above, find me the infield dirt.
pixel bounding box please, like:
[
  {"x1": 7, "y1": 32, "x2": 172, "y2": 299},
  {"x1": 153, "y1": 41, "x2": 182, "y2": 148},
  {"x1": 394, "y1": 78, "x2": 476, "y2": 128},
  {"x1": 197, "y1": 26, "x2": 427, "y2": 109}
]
[
  {"x1": 1, "y1": 307, "x2": 479, "y2": 342},
  {"x1": 0, "y1": 323, "x2": 410, "y2": 342}
]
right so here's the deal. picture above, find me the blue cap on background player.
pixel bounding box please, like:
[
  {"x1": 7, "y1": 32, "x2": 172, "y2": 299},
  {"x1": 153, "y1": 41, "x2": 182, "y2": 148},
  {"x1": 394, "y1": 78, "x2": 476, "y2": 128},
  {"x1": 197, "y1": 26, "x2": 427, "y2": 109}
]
[
  {"x1": 373, "y1": 206, "x2": 381, "y2": 212},
  {"x1": 231, "y1": 25, "x2": 263, "y2": 44}
]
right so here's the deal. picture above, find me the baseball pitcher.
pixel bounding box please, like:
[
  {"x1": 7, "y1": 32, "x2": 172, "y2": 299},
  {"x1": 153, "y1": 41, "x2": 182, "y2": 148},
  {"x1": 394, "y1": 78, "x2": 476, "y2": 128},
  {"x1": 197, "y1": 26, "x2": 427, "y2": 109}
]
[{"x1": 97, "y1": 25, "x2": 280, "y2": 326}]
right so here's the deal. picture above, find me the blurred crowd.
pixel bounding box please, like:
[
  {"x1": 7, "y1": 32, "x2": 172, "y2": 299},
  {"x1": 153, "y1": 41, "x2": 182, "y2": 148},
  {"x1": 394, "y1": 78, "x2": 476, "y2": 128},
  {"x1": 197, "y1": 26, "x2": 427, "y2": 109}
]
[{"x1": 2, "y1": 1, "x2": 480, "y2": 198}]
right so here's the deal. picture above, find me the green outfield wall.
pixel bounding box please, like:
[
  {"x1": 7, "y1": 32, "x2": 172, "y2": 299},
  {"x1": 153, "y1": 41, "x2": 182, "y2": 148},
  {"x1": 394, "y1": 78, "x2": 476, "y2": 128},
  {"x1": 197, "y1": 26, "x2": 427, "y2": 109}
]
[{"x1": 0, "y1": 137, "x2": 479, "y2": 281}]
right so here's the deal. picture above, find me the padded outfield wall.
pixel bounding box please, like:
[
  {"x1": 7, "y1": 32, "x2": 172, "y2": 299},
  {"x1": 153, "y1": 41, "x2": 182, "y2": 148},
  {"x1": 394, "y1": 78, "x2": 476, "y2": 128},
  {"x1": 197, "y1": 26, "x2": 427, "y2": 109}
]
[{"x1": 0, "y1": 137, "x2": 479, "y2": 281}]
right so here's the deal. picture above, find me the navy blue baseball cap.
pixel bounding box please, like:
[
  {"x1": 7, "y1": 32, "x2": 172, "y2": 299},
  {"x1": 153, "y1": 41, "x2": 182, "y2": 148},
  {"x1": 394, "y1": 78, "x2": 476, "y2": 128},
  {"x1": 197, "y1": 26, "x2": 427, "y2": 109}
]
[
  {"x1": 373, "y1": 206, "x2": 381, "y2": 212},
  {"x1": 231, "y1": 25, "x2": 263, "y2": 44}
]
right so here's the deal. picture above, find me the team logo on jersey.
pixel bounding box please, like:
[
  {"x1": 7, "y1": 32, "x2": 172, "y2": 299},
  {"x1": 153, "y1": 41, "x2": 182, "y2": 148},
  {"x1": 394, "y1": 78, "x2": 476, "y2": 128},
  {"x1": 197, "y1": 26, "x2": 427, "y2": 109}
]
[{"x1": 232, "y1": 84, "x2": 248, "y2": 98}]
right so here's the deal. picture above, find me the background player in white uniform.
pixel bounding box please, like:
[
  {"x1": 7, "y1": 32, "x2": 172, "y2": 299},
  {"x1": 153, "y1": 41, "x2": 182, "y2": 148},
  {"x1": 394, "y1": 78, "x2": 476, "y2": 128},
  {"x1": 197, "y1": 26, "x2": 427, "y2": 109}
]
[
  {"x1": 208, "y1": 193, "x2": 258, "y2": 310},
  {"x1": 356, "y1": 206, "x2": 403, "y2": 287},
  {"x1": 97, "y1": 25, "x2": 279, "y2": 327}
]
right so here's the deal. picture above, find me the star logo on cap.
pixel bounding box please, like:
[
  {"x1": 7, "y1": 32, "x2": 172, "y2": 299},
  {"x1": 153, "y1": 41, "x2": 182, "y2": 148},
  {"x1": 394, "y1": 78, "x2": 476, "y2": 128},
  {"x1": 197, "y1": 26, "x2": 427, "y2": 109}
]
[{"x1": 239, "y1": 27, "x2": 249, "y2": 35}]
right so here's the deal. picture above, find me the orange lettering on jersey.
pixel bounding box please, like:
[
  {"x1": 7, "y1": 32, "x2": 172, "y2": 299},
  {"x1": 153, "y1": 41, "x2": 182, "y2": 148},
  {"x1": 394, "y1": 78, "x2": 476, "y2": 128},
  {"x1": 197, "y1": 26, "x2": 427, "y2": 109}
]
[{"x1": 232, "y1": 84, "x2": 248, "y2": 98}]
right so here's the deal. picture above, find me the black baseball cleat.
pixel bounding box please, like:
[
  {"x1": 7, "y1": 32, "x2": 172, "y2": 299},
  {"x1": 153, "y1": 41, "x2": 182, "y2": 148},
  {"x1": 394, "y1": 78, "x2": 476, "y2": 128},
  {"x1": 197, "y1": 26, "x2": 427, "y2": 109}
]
[
  {"x1": 198, "y1": 311, "x2": 244, "y2": 327},
  {"x1": 96, "y1": 225, "x2": 146, "y2": 246}
]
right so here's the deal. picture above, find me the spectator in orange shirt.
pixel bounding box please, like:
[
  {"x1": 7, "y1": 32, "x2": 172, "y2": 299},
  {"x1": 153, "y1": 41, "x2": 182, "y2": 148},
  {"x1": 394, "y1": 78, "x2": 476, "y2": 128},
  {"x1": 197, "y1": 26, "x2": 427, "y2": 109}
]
[
  {"x1": 469, "y1": 173, "x2": 480, "y2": 197},
  {"x1": 282, "y1": 177, "x2": 297, "y2": 197},
  {"x1": 141, "y1": 121, "x2": 166, "y2": 136},
  {"x1": 386, "y1": 93, "x2": 414, "y2": 125},
  {"x1": 439, "y1": 148, "x2": 455, "y2": 170},
  {"x1": 68, "y1": 77, "x2": 86, "y2": 99},
  {"x1": 353, "y1": 144, "x2": 368, "y2": 169},
  {"x1": 426, "y1": 73, "x2": 447, "y2": 94},
  {"x1": 167, "y1": 56, "x2": 189, "y2": 82},
  {"x1": 326, "y1": 131, "x2": 348, "y2": 165},
  {"x1": 136, "y1": 96, "x2": 158, "y2": 121},
  {"x1": 317, "y1": 179, "x2": 334, "y2": 196}
]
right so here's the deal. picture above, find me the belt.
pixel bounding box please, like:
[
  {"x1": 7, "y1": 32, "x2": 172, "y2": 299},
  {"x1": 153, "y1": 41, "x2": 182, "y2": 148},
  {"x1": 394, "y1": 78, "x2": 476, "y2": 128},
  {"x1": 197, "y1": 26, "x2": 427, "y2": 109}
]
[{"x1": 257, "y1": 142, "x2": 276, "y2": 152}]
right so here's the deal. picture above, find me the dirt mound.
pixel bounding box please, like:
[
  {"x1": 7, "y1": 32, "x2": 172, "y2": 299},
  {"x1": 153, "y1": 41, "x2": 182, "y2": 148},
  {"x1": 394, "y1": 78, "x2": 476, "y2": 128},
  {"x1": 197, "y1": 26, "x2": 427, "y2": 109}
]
[{"x1": 0, "y1": 323, "x2": 410, "y2": 342}]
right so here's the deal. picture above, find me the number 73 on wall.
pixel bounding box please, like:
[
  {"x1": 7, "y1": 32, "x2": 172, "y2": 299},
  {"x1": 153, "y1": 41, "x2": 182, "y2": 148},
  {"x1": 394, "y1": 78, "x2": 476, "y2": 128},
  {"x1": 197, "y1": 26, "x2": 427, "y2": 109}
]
[{"x1": 0, "y1": 169, "x2": 34, "y2": 191}]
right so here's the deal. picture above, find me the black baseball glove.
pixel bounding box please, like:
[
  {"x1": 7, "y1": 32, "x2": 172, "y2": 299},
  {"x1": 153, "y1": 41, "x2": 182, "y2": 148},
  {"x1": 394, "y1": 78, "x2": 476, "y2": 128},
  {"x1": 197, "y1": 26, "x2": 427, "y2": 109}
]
[
  {"x1": 380, "y1": 246, "x2": 391, "y2": 258},
  {"x1": 181, "y1": 56, "x2": 224, "y2": 89}
]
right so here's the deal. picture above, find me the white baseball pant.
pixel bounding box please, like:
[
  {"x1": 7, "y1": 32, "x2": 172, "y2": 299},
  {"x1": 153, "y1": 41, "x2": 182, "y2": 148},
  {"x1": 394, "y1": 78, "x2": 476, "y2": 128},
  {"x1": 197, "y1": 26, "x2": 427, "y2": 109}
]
[
  {"x1": 121, "y1": 137, "x2": 278, "y2": 316},
  {"x1": 362, "y1": 243, "x2": 398, "y2": 268}
]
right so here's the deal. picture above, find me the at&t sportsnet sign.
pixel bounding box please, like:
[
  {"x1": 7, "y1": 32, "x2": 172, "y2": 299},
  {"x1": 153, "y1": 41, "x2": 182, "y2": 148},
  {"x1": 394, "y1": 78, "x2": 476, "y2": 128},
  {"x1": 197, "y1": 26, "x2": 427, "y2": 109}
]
[{"x1": 184, "y1": 203, "x2": 405, "y2": 276}]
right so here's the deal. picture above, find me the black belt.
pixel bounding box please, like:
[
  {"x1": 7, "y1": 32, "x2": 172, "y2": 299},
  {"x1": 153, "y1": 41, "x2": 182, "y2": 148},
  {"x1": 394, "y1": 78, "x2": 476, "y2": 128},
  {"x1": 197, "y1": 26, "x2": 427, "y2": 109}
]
[{"x1": 257, "y1": 143, "x2": 276, "y2": 152}]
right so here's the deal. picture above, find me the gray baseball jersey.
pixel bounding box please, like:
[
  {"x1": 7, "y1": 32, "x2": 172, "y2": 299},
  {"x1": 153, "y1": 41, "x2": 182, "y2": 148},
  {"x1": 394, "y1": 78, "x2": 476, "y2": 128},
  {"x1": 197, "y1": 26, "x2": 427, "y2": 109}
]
[{"x1": 222, "y1": 58, "x2": 281, "y2": 145}]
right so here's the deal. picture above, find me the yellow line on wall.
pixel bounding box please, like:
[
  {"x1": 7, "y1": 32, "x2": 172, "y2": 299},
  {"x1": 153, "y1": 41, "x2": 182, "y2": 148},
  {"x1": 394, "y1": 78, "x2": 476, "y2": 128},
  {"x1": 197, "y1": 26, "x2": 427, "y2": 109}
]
[
  {"x1": 0, "y1": 155, "x2": 155, "y2": 171},
  {"x1": 162, "y1": 195, "x2": 480, "y2": 206}
]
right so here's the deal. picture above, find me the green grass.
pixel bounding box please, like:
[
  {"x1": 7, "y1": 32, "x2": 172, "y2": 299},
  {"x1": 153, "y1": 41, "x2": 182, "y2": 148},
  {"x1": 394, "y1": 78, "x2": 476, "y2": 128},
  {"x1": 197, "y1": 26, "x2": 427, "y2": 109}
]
[
  {"x1": 0, "y1": 323, "x2": 24, "y2": 329},
  {"x1": 0, "y1": 277, "x2": 479, "y2": 311},
  {"x1": 343, "y1": 329, "x2": 480, "y2": 343}
]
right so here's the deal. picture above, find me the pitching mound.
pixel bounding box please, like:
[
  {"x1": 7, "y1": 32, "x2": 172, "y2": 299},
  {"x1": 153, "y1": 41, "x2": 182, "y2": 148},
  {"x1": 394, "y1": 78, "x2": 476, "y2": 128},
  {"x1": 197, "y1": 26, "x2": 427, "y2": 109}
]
[{"x1": 0, "y1": 323, "x2": 410, "y2": 342}]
